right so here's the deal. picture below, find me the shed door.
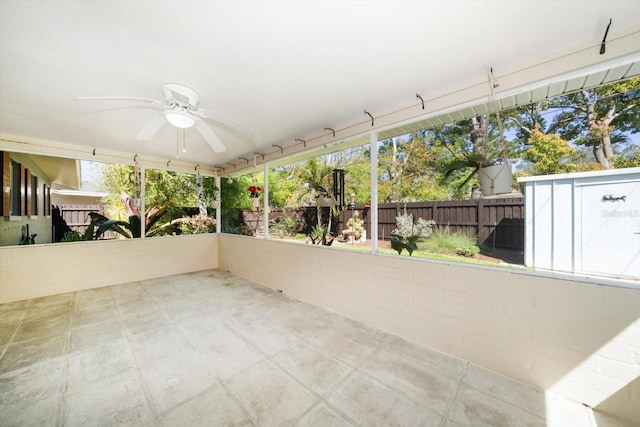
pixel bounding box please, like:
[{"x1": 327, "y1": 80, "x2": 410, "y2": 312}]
[{"x1": 579, "y1": 180, "x2": 640, "y2": 278}]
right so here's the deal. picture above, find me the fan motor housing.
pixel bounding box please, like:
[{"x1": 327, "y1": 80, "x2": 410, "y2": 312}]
[{"x1": 163, "y1": 83, "x2": 199, "y2": 109}]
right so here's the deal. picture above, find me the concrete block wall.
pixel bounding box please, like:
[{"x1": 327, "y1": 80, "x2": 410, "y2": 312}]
[
  {"x1": 218, "y1": 234, "x2": 640, "y2": 423},
  {"x1": 0, "y1": 233, "x2": 218, "y2": 303},
  {"x1": 1, "y1": 232, "x2": 637, "y2": 422}
]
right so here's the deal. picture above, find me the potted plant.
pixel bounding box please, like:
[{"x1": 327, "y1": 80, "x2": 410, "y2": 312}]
[
  {"x1": 443, "y1": 152, "x2": 512, "y2": 196},
  {"x1": 209, "y1": 186, "x2": 220, "y2": 209},
  {"x1": 200, "y1": 178, "x2": 220, "y2": 210},
  {"x1": 441, "y1": 113, "x2": 512, "y2": 196},
  {"x1": 248, "y1": 185, "x2": 262, "y2": 208}
]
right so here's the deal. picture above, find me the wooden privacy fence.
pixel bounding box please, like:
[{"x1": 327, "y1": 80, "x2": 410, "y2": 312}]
[
  {"x1": 56, "y1": 204, "x2": 116, "y2": 239},
  {"x1": 60, "y1": 199, "x2": 524, "y2": 249},
  {"x1": 259, "y1": 197, "x2": 524, "y2": 250},
  {"x1": 362, "y1": 198, "x2": 525, "y2": 250}
]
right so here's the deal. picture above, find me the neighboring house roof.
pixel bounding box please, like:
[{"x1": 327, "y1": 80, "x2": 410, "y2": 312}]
[
  {"x1": 50, "y1": 189, "x2": 107, "y2": 198},
  {"x1": 28, "y1": 154, "x2": 81, "y2": 190}
]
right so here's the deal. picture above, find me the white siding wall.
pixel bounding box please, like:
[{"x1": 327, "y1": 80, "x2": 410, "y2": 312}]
[{"x1": 521, "y1": 168, "x2": 640, "y2": 279}]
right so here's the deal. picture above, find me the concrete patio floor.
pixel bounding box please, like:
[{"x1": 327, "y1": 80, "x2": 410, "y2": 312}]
[{"x1": 0, "y1": 269, "x2": 633, "y2": 426}]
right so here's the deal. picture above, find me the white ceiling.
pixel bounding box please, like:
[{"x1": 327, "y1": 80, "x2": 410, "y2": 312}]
[{"x1": 1, "y1": 1, "x2": 640, "y2": 176}]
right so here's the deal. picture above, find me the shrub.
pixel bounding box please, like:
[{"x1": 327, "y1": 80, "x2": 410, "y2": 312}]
[
  {"x1": 390, "y1": 234, "x2": 419, "y2": 256},
  {"x1": 308, "y1": 224, "x2": 325, "y2": 244},
  {"x1": 392, "y1": 213, "x2": 435, "y2": 239},
  {"x1": 456, "y1": 245, "x2": 480, "y2": 257},
  {"x1": 62, "y1": 230, "x2": 84, "y2": 242},
  {"x1": 346, "y1": 211, "x2": 365, "y2": 240},
  {"x1": 270, "y1": 214, "x2": 298, "y2": 238},
  {"x1": 177, "y1": 215, "x2": 217, "y2": 235},
  {"x1": 419, "y1": 226, "x2": 477, "y2": 254}
]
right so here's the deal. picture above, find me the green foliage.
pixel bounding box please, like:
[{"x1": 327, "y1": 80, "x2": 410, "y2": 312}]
[
  {"x1": 87, "y1": 212, "x2": 138, "y2": 239},
  {"x1": 298, "y1": 157, "x2": 334, "y2": 198},
  {"x1": 61, "y1": 230, "x2": 85, "y2": 242},
  {"x1": 222, "y1": 223, "x2": 255, "y2": 236},
  {"x1": 95, "y1": 80, "x2": 639, "y2": 213},
  {"x1": 99, "y1": 164, "x2": 137, "y2": 220},
  {"x1": 345, "y1": 211, "x2": 364, "y2": 240},
  {"x1": 343, "y1": 159, "x2": 370, "y2": 204},
  {"x1": 432, "y1": 115, "x2": 513, "y2": 199},
  {"x1": 549, "y1": 77, "x2": 640, "y2": 141},
  {"x1": 440, "y1": 151, "x2": 487, "y2": 190},
  {"x1": 267, "y1": 169, "x2": 300, "y2": 207},
  {"x1": 219, "y1": 175, "x2": 254, "y2": 231},
  {"x1": 378, "y1": 132, "x2": 452, "y2": 202},
  {"x1": 201, "y1": 176, "x2": 219, "y2": 201},
  {"x1": 545, "y1": 77, "x2": 640, "y2": 168},
  {"x1": 613, "y1": 144, "x2": 640, "y2": 168},
  {"x1": 60, "y1": 214, "x2": 128, "y2": 241},
  {"x1": 176, "y1": 215, "x2": 217, "y2": 235},
  {"x1": 99, "y1": 164, "x2": 204, "y2": 223},
  {"x1": 523, "y1": 131, "x2": 576, "y2": 175},
  {"x1": 390, "y1": 234, "x2": 419, "y2": 256},
  {"x1": 390, "y1": 211, "x2": 435, "y2": 256},
  {"x1": 392, "y1": 213, "x2": 435, "y2": 239},
  {"x1": 308, "y1": 224, "x2": 326, "y2": 245},
  {"x1": 456, "y1": 245, "x2": 480, "y2": 257},
  {"x1": 144, "y1": 169, "x2": 198, "y2": 208},
  {"x1": 83, "y1": 210, "x2": 177, "y2": 239},
  {"x1": 269, "y1": 213, "x2": 298, "y2": 238},
  {"x1": 419, "y1": 226, "x2": 477, "y2": 255}
]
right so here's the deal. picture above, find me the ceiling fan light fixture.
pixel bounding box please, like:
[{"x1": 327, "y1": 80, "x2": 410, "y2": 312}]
[{"x1": 164, "y1": 109, "x2": 195, "y2": 128}]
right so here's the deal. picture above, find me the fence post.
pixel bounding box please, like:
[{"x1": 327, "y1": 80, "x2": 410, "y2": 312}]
[{"x1": 477, "y1": 198, "x2": 486, "y2": 245}]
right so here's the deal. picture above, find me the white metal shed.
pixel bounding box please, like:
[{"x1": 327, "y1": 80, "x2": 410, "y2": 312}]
[{"x1": 518, "y1": 168, "x2": 640, "y2": 279}]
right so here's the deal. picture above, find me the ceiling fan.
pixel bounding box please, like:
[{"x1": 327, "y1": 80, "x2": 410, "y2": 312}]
[{"x1": 76, "y1": 83, "x2": 253, "y2": 153}]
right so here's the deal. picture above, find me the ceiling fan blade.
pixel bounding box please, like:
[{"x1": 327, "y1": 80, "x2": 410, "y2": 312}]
[
  {"x1": 136, "y1": 115, "x2": 166, "y2": 140},
  {"x1": 195, "y1": 108, "x2": 254, "y2": 142},
  {"x1": 195, "y1": 118, "x2": 226, "y2": 153},
  {"x1": 75, "y1": 96, "x2": 165, "y2": 107}
]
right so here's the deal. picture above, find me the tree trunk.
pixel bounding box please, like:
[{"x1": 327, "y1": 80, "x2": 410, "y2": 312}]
[
  {"x1": 389, "y1": 137, "x2": 401, "y2": 201},
  {"x1": 470, "y1": 116, "x2": 488, "y2": 162},
  {"x1": 388, "y1": 137, "x2": 412, "y2": 201},
  {"x1": 583, "y1": 90, "x2": 614, "y2": 169}
]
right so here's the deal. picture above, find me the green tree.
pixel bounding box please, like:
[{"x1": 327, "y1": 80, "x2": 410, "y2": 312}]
[
  {"x1": 343, "y1": 157, "x2": 370, "y2": 204},
  {"x1": 100, "y1": 164, "x2": 138, "y2": 220},
  {"x1": 613, "y1": 144, "x2": 640, "y2": 168},
  {"x1": 548, "y1": 77, "x2": 640, "y2": 169},
  {"x1": 523, "y1": 131, "x2": 576, "y2": 175},
  {"x1": 295, "y1": 158, "x2": 334, "y2": 240},
  {"x1": 99, "y1": 164, "x2": 219, "y2": 226},
  {"x1": 378, "y1": 132, "x2": 450, "y2": 202}
]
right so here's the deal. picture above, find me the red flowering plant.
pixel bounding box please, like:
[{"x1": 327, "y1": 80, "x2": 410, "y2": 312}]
[{"x1": 248, "y1": 185, "x2": 262, "y2": 198}]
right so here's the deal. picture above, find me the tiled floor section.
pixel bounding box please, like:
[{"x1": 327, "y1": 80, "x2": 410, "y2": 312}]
[{"x1": 0, "y1": 270, "x2": 634, "y2": 426}]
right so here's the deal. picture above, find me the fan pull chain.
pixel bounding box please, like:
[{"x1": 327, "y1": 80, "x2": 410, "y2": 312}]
[{"x1": 182, "y1": 128, "x2": 187, "y2": 153}]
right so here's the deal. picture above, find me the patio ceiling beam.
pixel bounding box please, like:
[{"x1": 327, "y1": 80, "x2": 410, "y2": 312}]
[
  {"x1": 0, "y1": 135, "x2": 221, "y2": 177},
  {"x1": 223, "y1": 26, "x2": 640, "y2": 177},
  {"x1": 1, "y1": 28, "x2": 638, "y2": 178}
]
